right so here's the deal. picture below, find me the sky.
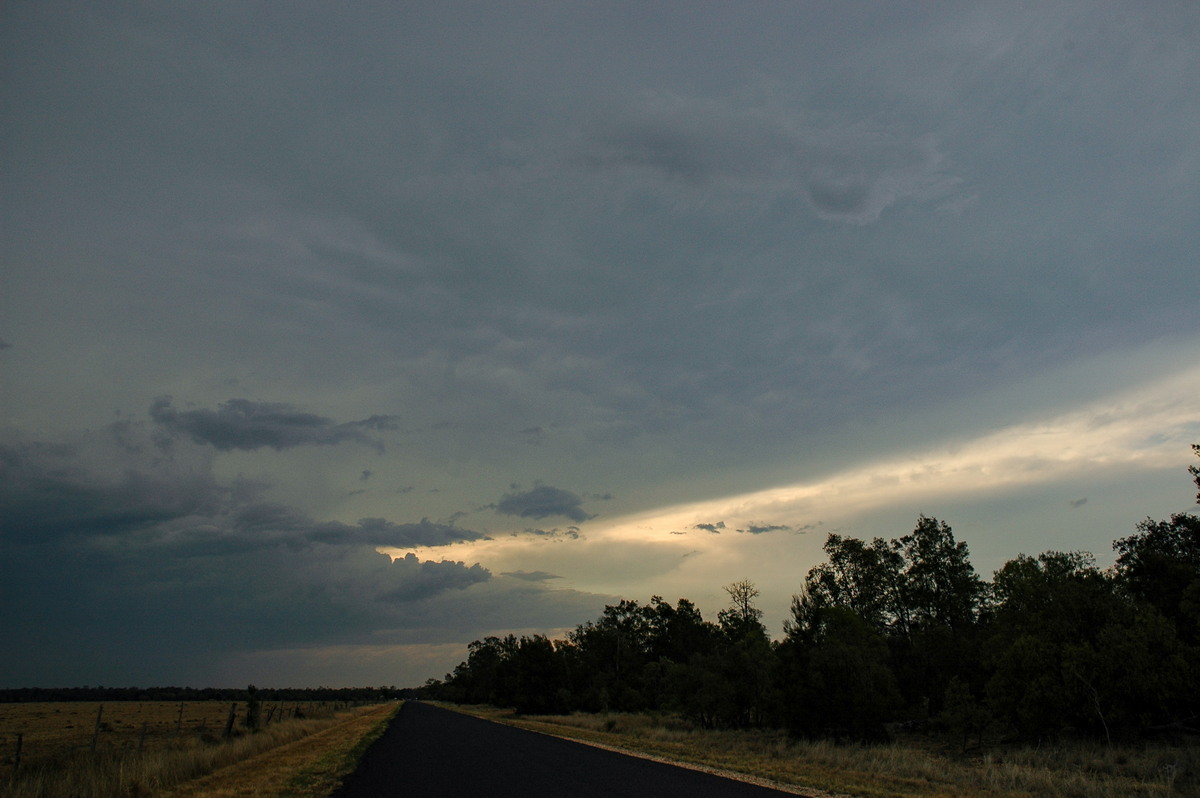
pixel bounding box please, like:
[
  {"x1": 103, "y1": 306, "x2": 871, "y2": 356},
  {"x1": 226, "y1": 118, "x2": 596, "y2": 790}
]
[{"x1": 2, "y1": 1, "x2": 1198, "y2": 689}]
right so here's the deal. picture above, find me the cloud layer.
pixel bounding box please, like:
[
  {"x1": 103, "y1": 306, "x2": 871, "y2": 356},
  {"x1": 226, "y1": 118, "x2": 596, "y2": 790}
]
[
  {"x1": 2, "y1": 1, "x2": 1198, "y2": 687},
  {"x1": 150, "y1": 397, "x2": 398, "y2": 452}
]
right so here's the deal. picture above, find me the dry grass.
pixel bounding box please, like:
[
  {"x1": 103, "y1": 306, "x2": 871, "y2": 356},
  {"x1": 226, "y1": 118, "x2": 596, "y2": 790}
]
[
  {"x1": 446, "y1": 706, "x2": 1200, "y2": 798},
  {"x1": 160, "y1": 702, "x2": 398, "y2": 798},
  {"x1": 0, "y1": 701, "x2": 397, "y2": 798},
  {"x1": 0, "y1": 700, "x2": 336, "y2": 760}
]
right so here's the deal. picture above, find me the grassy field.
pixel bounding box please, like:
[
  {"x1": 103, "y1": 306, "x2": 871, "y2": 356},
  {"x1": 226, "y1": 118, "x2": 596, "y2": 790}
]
[
  {"x1": 0, "y1": 700, "x2": 344, "y2": 758},
  {"x1": 159, "y1": 702, "x2": 398, "y2": 798},
  {"x1": 0, "y1": 700, "x2": 398, "y2": 798},
  {"x1": 448, "y1": 705, "x2": 1200, "y2": 798}
]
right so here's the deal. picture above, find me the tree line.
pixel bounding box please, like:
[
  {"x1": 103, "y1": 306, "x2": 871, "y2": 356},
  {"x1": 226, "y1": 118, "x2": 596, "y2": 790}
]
[
  {"x1": 428, "y1": 446, "x2": 1200, "y2": 743},
  {"x1": 0, "y1": 685, "x2": 403, "y2": 704}
]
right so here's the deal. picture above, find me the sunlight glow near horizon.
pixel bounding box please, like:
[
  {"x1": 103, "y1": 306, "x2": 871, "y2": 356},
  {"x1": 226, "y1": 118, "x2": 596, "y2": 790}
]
[{"x1": 387, "y1": 361, "x2": 1200, "y2": 590}]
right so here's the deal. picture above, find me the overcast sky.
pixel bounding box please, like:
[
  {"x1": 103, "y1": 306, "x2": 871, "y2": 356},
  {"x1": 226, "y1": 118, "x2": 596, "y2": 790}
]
[{"x1": 2, "y1": 1, "x2": 1198, "y2": 689}]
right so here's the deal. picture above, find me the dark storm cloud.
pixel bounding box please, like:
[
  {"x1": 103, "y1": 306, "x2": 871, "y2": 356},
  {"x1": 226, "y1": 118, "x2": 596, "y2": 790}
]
[
  {"x1": 150, "y1": 397, "x2": 398, "y2": 452},
  {"x1": 0, "y1": 419, "x2": 487, "y2": 554},
  {"x1": 308, "y1": 517, "x2": 490, "y2": 548},
  {"x1": 515, "y1": 527, "x2": 581, "y2": 540},
  {"x1": 494, "y1": 486, "x2": 595, "y2": 523},
  {"x1": 576, "y1": 94, "x2": 952, "y2": 223},
  {"x1": 807, "y1": 180, "x2": 871, "y2": 217},
  {"x1": 586, "y1": 123, "x2": 711, "y2": 183},
  {"x1": 694, "y1": 522, "x2": 726, "y2": 534},
  {"x1": 738, "y1": 523, "x2": 791, "y2": 535},
  {"x1": 501, "y1": 570, "x2": 563, "y2": 582},
  {"x1": 518, "y1": 427, "x2": 545, "y2": 446},
  {"x1": 0, "y1": 435, "x2": 227, "y2": 543},
  {"x1": 6, "y1": 1, "x2": 1189, "y2": 498},
  {"x1": 0, "y1": 413, "x2": 608, "y2": 685},
  {"x1": 0, "y1": 421, "x2": 511, "y2": 684},
  {"x1": 382, "y1": 553, "x2": 491, "y2": 602},
  {"x1": 0, "y1": 426, "x2": 487, "y2": 553}
]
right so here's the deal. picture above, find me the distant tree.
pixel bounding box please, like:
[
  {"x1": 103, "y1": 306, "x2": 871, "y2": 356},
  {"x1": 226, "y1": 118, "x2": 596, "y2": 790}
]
[
  {"x1": 1114, "y1": 513, "x2": 1200, "y2": 645},
  {"x1": 449, "y1": 636, "x2": 510, "y2": 705},
  {"x1": 899, "y1": 516, "x2": 985, "y2": 634},
  {"x1": 663, "y1": 653, "x2": 738, "y2": 729},
  {"x1": 713, "y1": 580, "x2": 775, "y2": 727},
  {"x1": 641, "y1": 596, "x2": 722, "y2": 710},
  {"x1": 985, "y1": 551, "x2": 1189, "y2": 741},
  {"x1": 1191, "y1": 443, "x2": 1200, "y2": 503},
  {"x1": 720, "y1": 580, "x2": 763, "y2": 628},
  {"x1": 798, "y1": 521, "x2": 986, "y2": 720},
  {"x1": 644, "y1": 596, "x2": 721, "y2": 663},
  {"x1": 779, "y1": 600, "x2": 900, "y2": 741},
  {"x1": 509, "y1": 635, "x2": 570, "y2": 714},
  {"x1": 893, "y1": 516, "x2": 987, "y2": 716},
  {"x1": 803, "y1": 534, "x2": 905, "y2": 635},
  {"x1": 567, "y1": 599, "x2": 654, "y2": 711}
]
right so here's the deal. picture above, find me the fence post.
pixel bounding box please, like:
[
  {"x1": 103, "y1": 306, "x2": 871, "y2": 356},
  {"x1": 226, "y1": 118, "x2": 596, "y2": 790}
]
[
  {"x1": 138, "y1": 721, "x2": 148, "y2": 754},
  {"x1": 12, "y1": 733, "x2": 21, "y2": 774},
  {"x1": 176, "y1": 702, "x2": 184, "y2": 737},
  {"x1": 91, "y1": 705, "x2": 104, "y2": 752},
  {"x1": 224, "y1": 703, "x2": 237, "y2": 738}
]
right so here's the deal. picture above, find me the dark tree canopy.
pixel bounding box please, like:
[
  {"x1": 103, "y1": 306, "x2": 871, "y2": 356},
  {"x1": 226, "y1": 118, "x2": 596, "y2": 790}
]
[{"x1": 1191, "y1": 443, "x2": 1200, "y2": 503}]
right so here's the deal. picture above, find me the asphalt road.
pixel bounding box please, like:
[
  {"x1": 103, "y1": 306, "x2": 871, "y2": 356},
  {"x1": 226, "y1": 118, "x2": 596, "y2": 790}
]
[{"x1": 333, "y1": 701, "x2": 803, "y2": 797}]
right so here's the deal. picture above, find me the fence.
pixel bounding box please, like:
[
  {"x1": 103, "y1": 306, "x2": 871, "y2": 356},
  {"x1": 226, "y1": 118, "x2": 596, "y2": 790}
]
[{"x1": 1, "y1": 700, "x2": 340, "y2": 775}]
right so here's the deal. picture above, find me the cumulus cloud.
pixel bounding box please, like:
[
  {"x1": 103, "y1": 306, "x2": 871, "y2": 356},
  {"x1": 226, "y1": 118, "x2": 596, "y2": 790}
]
[
  {"x1": 494, "y1": 485, "x2": 595, "y2": 522},
  {"x1": 150, "y1": 397, "x2": 398, "y2": 452},
  {"x1": 382, "y1": 553, "x2": 491, "y2": 601},
  {"x1": 694, "y1": 521, "x2": 726, "y2": 534}
]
